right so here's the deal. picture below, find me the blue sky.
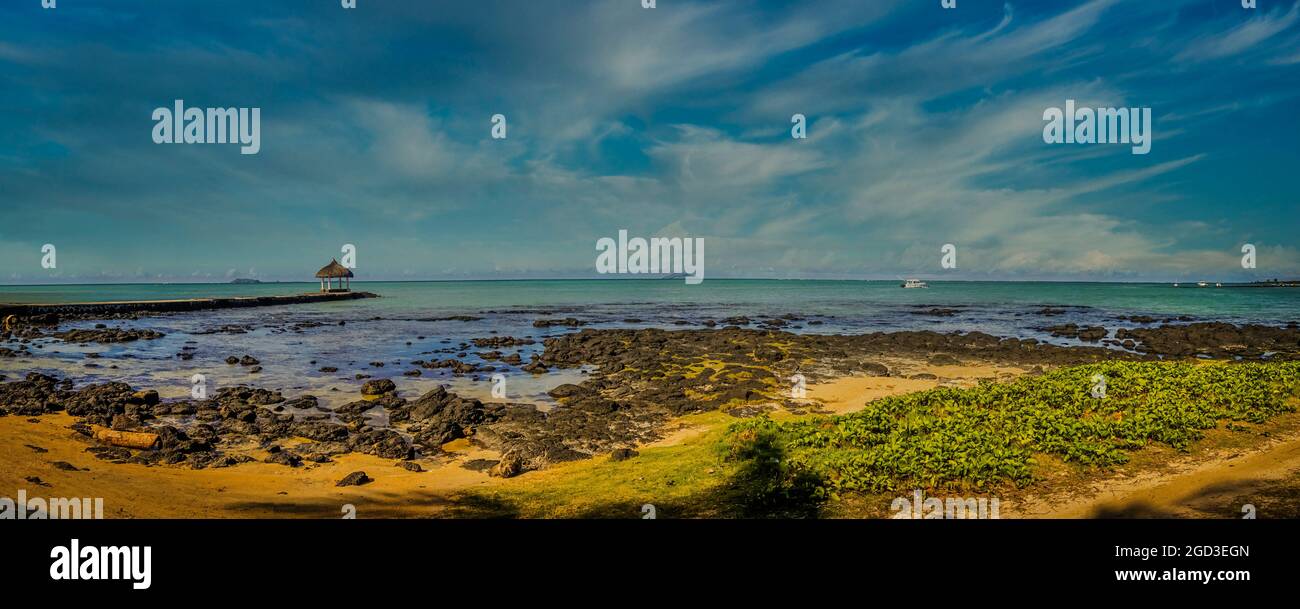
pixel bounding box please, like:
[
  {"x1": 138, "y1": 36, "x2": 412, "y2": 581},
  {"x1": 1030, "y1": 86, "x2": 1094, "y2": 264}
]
[{"x1": 1, "y1": 0, "x2": 1298, "y2": 283}]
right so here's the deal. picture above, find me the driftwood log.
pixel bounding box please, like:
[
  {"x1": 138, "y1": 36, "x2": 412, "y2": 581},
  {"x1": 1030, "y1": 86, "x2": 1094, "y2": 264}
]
[{"x1": 92, "y1": 426, "x2": 161, "y2": 450}]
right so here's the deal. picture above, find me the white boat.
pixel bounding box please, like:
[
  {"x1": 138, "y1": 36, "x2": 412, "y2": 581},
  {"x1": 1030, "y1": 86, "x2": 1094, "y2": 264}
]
[
  {"x1": 1216, "y1": 283, "x2": 1222, "y2": 287},
  {"x1": 1197, "y1": 281, "x2": 1208, "y2": 287},
  {"x1": 1173, "y1": 283, "x2": 1179, "y2": 287},
  {"x1": 901, "y1": 279, "x2": 928, "y2": 289}
]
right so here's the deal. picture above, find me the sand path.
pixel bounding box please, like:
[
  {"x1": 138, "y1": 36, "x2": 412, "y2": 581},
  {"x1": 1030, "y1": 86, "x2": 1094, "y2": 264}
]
[{"x1": 1009, "y1": 426, "x2": 1300, "y2": 518}]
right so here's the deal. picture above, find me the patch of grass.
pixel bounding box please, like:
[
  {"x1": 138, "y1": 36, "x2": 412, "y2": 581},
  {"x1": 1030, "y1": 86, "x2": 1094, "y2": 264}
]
[
  {"x1": 447, "y1": 361, "x2": 1300, "y2": 518},
  {"x1": 726, "y1": 361, "x2": 1300, "y2": 500},
  {"x1": 448, "y1": 408, "x2": 826, "y2": 518},
  {"x1": 448, "y1": 411, "x2": 741, "y2": 518}
]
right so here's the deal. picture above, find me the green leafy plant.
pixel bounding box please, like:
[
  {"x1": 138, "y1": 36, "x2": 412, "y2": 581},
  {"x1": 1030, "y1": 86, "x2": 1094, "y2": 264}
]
[{"x1": 725, "y1": 361, "x2": 1300, "y2": 499}]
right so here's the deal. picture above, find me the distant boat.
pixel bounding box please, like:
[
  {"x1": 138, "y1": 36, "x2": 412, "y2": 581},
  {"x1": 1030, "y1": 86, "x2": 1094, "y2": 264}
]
[
  {"x1": 1216, "y1": 283, "x2": 1223, "y2": 287},
  {"x1": 1173, "y1": 283, "x2": 1179, "y2": 287},
  {"x1": 901, "y1": 279, "x2": 928, "y2": 289},
  {"x1": 1197, "y1": 281, "x2": 1209, "y2": 287}
]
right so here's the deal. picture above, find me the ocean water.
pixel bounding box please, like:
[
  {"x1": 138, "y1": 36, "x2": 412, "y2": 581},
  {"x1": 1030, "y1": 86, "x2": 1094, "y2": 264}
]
[{"x1": 2, "y1": 280, "x2": 1297, "y2": 407}]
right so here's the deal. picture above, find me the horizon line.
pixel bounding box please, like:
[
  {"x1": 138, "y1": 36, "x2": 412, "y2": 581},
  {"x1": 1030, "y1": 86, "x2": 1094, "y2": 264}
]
[{"x1": 2, "y1": 277, "x2": 1296, "y2": 288}]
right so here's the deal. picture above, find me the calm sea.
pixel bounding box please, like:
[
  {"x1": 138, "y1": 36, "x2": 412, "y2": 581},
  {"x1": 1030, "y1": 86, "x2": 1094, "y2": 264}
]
[{"x1": 2, "y1": 280, "x2": 1296, "y2": 406}]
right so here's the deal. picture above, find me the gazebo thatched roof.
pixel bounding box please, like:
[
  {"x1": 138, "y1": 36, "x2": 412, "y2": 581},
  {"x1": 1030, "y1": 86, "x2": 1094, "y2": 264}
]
[{"x1": 315, "y1": 259, "x2": 354, "y2": 278}]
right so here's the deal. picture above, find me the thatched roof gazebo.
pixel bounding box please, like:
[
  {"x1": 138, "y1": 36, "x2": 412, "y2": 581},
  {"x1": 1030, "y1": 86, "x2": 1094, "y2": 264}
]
[{"x1": 315, "y1": 259, "x2": 354, "y2": 293}]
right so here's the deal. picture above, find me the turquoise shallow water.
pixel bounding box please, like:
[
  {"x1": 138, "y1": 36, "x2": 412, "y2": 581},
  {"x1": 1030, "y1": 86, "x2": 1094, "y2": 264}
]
[
  {"x1": 2, "y1": 279, "x2": 1298, "y2": 323},
  {"x1": 2, "y1": 279, "x2": 1296, "y2": 407},
  {"x1": 2, "y1": 279, "x2": 1300, "y2": 318}
]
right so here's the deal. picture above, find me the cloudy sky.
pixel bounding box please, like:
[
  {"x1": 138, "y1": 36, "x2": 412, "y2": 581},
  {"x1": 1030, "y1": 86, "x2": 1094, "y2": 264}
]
[{"x1": 2, "y1": 0, "x2": 1298, "y2": 283}]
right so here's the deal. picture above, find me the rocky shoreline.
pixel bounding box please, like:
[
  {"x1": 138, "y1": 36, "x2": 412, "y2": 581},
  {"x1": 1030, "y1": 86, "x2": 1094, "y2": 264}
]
[
  {"x1": 0, "y1": 291, "x2": 379, "y2": 322},
  {"x1": 4, "y1": 314, "x2": 1300, "y2": 479}
]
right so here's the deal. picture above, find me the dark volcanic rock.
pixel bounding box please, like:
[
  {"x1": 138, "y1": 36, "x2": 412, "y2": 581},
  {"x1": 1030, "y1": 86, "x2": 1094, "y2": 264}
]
[
  {"x1": 521, "y1": 359, "x2": 549, "y2": 374},
  {"x1": 335, "y1": 471, "x2": 371, "y2": 487},
  {"x1": 860, "y1": 362, "x2": 891, "y2": 376},
  {"x1": 52, "y1": 328, "x2": 164, "y2": 344},
  {"x1": 1115, "y1": 323, "x2": 1300, "y2": 359},
  {"x1": 282, "y1": 395, "x2": 319, "y2": 410},
  {"x1": 914, "y1": 308, "x2": 959, "y2": 317},
  {"x1": 461, "y1": 459, "x2": 498, "y2": 473},
  {"x1": 361, "y1": 377, "x2": 395, "y2": 398},
  {"x1": 291, "y1": 421, "x2": 350, "y2": 442},
  {"x1": 547, "y1": 384, "x2": 590, "y2": 399},
  {"x1": 472, "y1": 336, "x2": 536, "y2": 348},
  {"x1": 1043, "y1": 324, "x2": 1108, "y2": 342},
  {"x1": 927, "y1": 354, "x2": 961, "y2": 366},
  {"x1": 533, "y1": 318, "x2": 586, "y2": 328},
  {"x1": 419, "y1": 359, "x2": 484, "y2": 374},
  {"x1": 394, "y1": 385, "x2": 497, "y2": 449},
  {"x1": 335, "y1": 400, "x2": 378, "y2": 416},
  {"x1": 609, "y1": 448, "x2": 639, "y2": 462},
  {"x1": 264, "y1": 451, "x2": 303, "y2": 467},
  {"x1": 489, "y1": 453, "x2": 524, "y2": 478},
  {"x1": 216, "y1": 385, "x2": 285, "y2": 406},
  {"x1": 0, "y1": 373, "x2": 66, "y2": 416},
  {"x1": 350, "y1": 429, "x2": 413, "y2": 460}
]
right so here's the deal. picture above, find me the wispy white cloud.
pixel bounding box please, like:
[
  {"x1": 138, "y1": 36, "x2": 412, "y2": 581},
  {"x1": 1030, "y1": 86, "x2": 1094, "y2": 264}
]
[
  {"x1": 1176, "y1": 2, "x2": 1300, "y2": 62},
  {"x1": 1, "y1": 0, "x2": 1297, "y2": 282}
]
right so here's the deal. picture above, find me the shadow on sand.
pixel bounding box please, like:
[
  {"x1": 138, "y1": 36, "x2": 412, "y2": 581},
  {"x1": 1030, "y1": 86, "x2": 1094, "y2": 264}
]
[
  {"x1": 1087, "y1": 476, "x2": 1300, "y2": 518},
  {"x1": 225, "y1": 432, "x2": 827, "y2": 519}
]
